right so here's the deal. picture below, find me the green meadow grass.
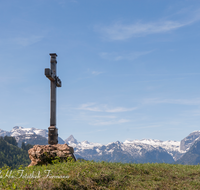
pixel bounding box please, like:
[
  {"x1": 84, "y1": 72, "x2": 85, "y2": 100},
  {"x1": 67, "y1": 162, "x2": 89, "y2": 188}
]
[{"x1": 1, "y1": 160, "x2": 200, "y2": 189}]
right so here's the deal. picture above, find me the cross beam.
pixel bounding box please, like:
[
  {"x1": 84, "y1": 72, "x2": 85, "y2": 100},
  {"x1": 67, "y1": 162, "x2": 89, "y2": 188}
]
[{"x1": 45, "y1": 53, "x2": 62, "y2": 145}]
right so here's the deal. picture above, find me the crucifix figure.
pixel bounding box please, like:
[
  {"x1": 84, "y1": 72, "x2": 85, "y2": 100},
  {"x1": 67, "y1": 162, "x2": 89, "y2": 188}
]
[{"x1": 45, "y1": 53, "x2": 62, "y2": 145}]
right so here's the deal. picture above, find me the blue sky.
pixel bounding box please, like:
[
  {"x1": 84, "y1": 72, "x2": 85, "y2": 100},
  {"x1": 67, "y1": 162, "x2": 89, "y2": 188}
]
[{"x1": 0, "y1": 0, "x2": 200, "y2": 144}]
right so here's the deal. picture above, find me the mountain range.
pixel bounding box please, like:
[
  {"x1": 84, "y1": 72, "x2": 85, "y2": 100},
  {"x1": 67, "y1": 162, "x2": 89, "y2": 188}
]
[
  {"x1": 0, "y1": 126, "x2": 64, "y2": 146},
  {"x1": 65, "y1": 135, "x2": 184, "y2": 163},
  {"x1": 1, "y1": 126, "x2": 200, "y2": 164}
]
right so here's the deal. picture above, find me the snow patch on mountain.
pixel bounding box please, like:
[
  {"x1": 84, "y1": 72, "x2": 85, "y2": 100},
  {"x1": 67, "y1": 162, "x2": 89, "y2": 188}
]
[
  {"x1": 125, "y1": 139, "x2": 185, "y2": 152},
  {"x1": 10, "y1": 126, "x2": 48, "y2": 138}
]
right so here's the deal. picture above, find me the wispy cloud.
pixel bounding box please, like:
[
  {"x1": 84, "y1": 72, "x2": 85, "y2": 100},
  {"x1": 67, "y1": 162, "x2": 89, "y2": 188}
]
[
  {"x1": 0, "y1": 73, "x2": 25, "y2": 85},
  {"x1": 92, "y1": 115, "x2": 117, "y2": 119},
  {"x1": 86, "y1": 69, "x2": 104, "y2": 76},
  {"x1": 14, "y1": 122, "x2": 30, "y2": 126},
  {"x1": 77, "y1": 103, "x2": 137, "y2": 113},
  {"x1": 68, "y1": 106, "x2": 131, "y2": 126},
  {"x1": 96, "y1": 10, "x2": 200, "y2": 41},
  {"x1": 99, "y1": 21, "x2": 184, "y2": 40},
  {"x1": 0, "y1": 76, "x2": 20, "y2": 84},
  {"x1": 14, "y1": 35, "x2": 43, "y2": 46},
  {"x1": 143, "y1": 98, "x2": 200, "y2": 105},
  {"x1": 180, "y1": 109, "x2": 200, "y2": 117},
  {"x1": 106, "y1": 107, "x2": 137, "y2": 113},
  {"x1": 90, "y1": 119, "x2": 130, "y2": 126},
  {"x1": 58, "y1": 0, "x2": 78, "y2": 5},
  {"x1": 78, "y1": 103, "x2": 101, "y2": 112},
  {"x1": 100, "y1": 50, "x2": 153, "y2": 61},
  {"x1": 132, "y1": 124, "x2": 161, "y2": 129},
  {"x1": 91, "y1": 71, "x2": 104, "y2": 76}
]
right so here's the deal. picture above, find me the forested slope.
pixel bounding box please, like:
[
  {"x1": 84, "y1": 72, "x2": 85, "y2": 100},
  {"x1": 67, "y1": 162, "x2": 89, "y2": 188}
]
[{"x1": 0, "y1": 136, "x2": 32, "y2": 168}]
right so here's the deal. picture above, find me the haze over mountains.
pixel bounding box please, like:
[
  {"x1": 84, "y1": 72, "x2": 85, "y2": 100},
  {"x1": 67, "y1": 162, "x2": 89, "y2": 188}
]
[{"x1": 1, "y1": 126, "x2": 200, "y2": 164}]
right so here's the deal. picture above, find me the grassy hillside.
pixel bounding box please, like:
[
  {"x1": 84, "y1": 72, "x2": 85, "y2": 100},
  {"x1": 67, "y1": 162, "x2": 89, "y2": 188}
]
[{"x1": 1, "y1": 160, "x2": 200, "y2": 189}]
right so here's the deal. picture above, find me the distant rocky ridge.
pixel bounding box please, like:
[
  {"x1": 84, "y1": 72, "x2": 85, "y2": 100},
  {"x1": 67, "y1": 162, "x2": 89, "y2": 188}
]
[
  {"x1": 180, "y1": 131, "x2": 200, "y2": 151},
  {"x1": 174, "y1": 131, "x2": 200, "y2": 165},
  {"x1": 176, "y1": 139, "x2": 200, "y2": 165}
]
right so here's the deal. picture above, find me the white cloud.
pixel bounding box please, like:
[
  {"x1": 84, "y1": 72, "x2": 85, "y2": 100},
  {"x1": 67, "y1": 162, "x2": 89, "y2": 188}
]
[
  {"x1": 77, "y1": 103, "x2": 137, "y2": 113},
  {"x1": 143, "y1": 98, "x2": 200, "y2": 105},
  {"x1": 97, "y1": 10, "x2": 200, "y2": 41},
  {"x1": 100, "y1": 50, "x2": 153, "y2": 61},
  {"x1": 101, "y1": 21, "x2": 184, "y2": 40}
]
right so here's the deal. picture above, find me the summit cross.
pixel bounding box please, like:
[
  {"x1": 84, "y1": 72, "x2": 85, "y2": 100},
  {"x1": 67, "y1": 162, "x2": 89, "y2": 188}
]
[{"x1": 45, "y1": 53, "x2": 62, "y2": 145}]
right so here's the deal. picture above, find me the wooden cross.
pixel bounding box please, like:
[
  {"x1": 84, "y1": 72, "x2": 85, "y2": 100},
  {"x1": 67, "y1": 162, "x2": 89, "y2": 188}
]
[{"x1": 45, "y1": 53, "x2": 61, "y2": 144}]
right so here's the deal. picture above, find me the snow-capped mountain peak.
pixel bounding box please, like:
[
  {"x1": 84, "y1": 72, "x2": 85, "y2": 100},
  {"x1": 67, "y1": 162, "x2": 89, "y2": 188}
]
[{"x1": 65, "y1": 135, "x2": 78, "y2": 144}]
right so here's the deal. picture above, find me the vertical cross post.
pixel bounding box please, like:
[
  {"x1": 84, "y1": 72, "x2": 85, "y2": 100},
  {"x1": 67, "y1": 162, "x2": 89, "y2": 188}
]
[{"x1": 45, "y1": 53, "x2": 62, "y2": 145}]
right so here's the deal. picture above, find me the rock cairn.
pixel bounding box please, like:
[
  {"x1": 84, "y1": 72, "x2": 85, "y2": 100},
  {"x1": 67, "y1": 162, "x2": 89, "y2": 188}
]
[{"x1": 28, "y1": 144, "x2": 76, "y2": 167}]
